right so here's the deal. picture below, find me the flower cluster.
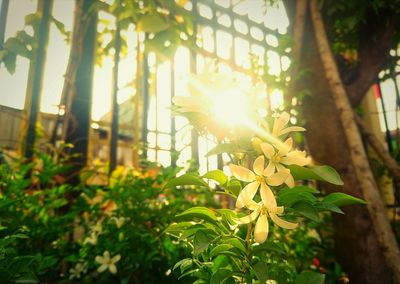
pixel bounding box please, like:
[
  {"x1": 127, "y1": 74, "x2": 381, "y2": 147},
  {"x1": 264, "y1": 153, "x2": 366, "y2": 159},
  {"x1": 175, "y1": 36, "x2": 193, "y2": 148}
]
[{"x1": 230, "y1": 112, "x2": 311, "y2": 243}]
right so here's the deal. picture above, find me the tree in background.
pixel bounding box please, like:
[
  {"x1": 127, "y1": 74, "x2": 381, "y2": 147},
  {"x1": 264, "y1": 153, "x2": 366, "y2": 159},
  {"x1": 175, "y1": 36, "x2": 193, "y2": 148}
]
[{"x1": 283, "y1": 0, "x2": 400, "y2": 282}]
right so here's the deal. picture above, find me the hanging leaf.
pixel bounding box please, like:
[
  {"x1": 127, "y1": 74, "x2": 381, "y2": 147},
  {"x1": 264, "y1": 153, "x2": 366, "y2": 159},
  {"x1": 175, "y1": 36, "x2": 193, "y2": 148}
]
[
  {"x1": 323, "y1": 192, "x2": 366, "y2": 207},
  {"x1": 252, "y1": 261, "x2": 268, "y2": 284},
  {"x1": 277, "y1": 186, "x2": 318, "y2": 207},
  {"x1": 194, "y1": 229, "x2": 214, "y2": 255},
  {"x1": 3, "y1": 52, "x2": 17, "y2": 74},
  {"x1": 288, "y1": 165, "x2": 343, "y2": 185},
  {"x1": 164, "y1": 173, "x2": 208, "y2": 189},
  {"x1": 137, "y1": 13, "x2": 169, "y2": 33}
]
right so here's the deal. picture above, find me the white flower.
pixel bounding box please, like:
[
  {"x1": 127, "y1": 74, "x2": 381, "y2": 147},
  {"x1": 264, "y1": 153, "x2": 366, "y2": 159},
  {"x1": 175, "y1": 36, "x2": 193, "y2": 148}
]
[
  {"x1": 229, "y1": 156, "x2": 289, "y2": 208},
  {"x1": 69, "y1": 262, "x2": 88, "y2": 280},
  {"x1": 272, "y1": 112, "x2": 305, "y2": 138},
  {"x1": 233, "y1": 185, "x2": 297, "y2": 243},
  {"x1": 83, "y1": 232, "x2": 98, "y2": 245},
  {"x1": 95, "y1": 251, "x2": 121, "y2": 274},
  {"x1": 111, "y1": 216, "x2": 128, "y2": 228},
  {"x1": 261, "y1": 138, "x2": 311, "y2": 187}
]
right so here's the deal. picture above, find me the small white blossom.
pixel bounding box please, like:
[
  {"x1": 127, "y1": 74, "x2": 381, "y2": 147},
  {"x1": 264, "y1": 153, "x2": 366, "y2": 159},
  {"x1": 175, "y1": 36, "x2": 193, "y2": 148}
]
[
  {"x1": 69, "y1": 262, "x2": 88, "y2": 280},
  {"x1": 95, "y1": 251, "x2": 121, "y2": 274}
]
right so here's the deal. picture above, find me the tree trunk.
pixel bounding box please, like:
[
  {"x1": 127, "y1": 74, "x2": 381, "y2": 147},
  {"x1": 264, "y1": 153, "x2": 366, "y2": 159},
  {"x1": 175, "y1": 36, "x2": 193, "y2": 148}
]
[
  {"x1": 298, "y1": 1, "x2": 400, "y2": 283},
  {"x1": 108, "y1": 22, "x2": 121, "y2": 176},
  {"x1": 23, "y1": 0, "x2": 53, "y2": 161},
  {"x1": 64, "y1": 0, "x2": 97, "y2": 185}
]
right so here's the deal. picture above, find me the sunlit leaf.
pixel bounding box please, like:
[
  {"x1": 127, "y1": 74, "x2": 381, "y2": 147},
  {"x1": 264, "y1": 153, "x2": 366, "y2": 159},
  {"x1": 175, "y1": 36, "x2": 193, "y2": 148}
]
[
  {"x1": 164, "y1": 173, "x2": 208, "y2": 189},
  {"x1": 137, "y1": 14, "x2": 169, "y2": 33},
  {"x1": 253, "y1": 261, "x2": 268, "y2": 284},
  {"x1": 194, "y1": 229, "x2": 213, "y2": 255},
  {"x1": 175, "y1": 207, "x2": 218, "y2": 224},
  {"x1": 202, "y1": 170, "x2": 227, "y2": 185}
]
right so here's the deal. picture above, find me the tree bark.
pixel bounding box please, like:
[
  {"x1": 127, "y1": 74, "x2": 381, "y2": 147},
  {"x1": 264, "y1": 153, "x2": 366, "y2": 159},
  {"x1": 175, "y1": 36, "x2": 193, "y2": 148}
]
[
  {"x1": 308, "y1": 0, "x2": 400, "y2": 283},
  {"x1": 64, "y1": 0, "x2": 97, "y2": 185},
  {"x1": 108, "y1": 22, "x2": 121, "y2": 176}
]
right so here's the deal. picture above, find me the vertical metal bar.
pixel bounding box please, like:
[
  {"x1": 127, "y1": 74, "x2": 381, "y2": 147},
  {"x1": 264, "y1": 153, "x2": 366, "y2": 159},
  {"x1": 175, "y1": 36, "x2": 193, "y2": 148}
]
[
  {"x1": 24, "y1": 0, "x2": 54, "y2": 160},
  {"x1": 108, "y1": 21, "x2": 121, "y2": 176},
  {"x1": 376, "y1": 82, "x2": 393, "y2": 153},
  {"x1": 141, "y1": 51, "x2": 150, "y2": 159},
  {"x1": 190, "y1": 0, "x2": 199, "y2": 166},
  {"x1": 0, "y1": 0, "x2": 9, "y2": 49},
  {"x1": 170, "y1": 58, "x2": 177, "y2": 167}
]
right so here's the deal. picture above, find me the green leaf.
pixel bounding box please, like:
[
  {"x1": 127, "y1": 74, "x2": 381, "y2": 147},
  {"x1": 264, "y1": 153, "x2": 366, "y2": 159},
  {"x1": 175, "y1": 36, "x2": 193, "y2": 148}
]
[
  {"x1": 288, "y1": 165, "x2": 343, "y2": 185},
  {"x1": 202, "y1": 170, "x2": 227, "y2": 185},
  {"x1": 278, "y1": 186, "x2": 318, "y2": 207},
  {"x1": 175, "y1": 207, "x2": 218, "y2": 224},
  {"x1": 209, "y1": 244, "x2": 236, "y2": 258},
  {"x1": 253, "y1": 261, "x2": 268, "y2": 284},
  {"x1": 295, "y1": 271, "x2": 325, "y2": 284},
  {"x1": 164, "y1": 173, "x2": 208, "y2": 189},
  {"x1": 226, "y1": 180, "x2": 241, "y2": 197},
  {"x1": 323, "y1": 192, "x2": 366, "y2": 207},
  {"x1": 291, "y1": 201, "x2": 320, "y2": 222},
  {"x1": 210, "y1": 268, "x2": 233, "y2": 284},
  {"x1": 194, "y1": 230, "x2": 213, "y2": 256},
  {"x1": 316, "y1": 201, "x2": 344, "y2": 214},
  {"x1": 3, "y1": 52, "x2": 16, "y2": 74},
  {"x1": 137, "y1": 13, "x2": 169, "y2": 33},
  {"x1": 173, "y1": 258, "x2": 192, "y2": 272},
  {"x1": 252, "y1": 241, "x2": 286, "y2": 255},
  {"x1": 222, "y1": 237, "x2": 246, "y2": 254}
]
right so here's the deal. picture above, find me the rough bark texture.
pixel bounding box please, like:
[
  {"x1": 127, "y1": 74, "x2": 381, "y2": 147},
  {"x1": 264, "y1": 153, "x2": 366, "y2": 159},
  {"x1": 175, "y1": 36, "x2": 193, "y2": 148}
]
[{"x1": 299, "y1": 3, "x2": 397, "y2": 283}]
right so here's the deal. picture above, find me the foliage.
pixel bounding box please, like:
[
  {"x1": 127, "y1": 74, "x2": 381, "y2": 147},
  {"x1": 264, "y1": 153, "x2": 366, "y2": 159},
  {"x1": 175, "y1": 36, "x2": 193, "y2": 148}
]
[{"x1": 0, "y1": 151, "x2": 215, "y2": 283}]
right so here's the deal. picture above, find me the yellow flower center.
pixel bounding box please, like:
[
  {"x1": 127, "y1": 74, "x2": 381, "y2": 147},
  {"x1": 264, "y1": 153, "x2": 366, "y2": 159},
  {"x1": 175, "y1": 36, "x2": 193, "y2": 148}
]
[
  {"x1": 271, "y1": 154, "x2": 281, "y2": 164},
  {"x1": 256, "y1": 176, "x2": 264, "y2": 184}
]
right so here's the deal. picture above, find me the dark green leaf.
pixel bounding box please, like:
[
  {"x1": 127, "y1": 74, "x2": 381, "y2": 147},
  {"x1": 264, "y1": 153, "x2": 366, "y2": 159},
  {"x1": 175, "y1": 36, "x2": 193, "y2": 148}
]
[
  {"x1": 323, "y1": 192, "x2": 366, "y2": 207},
  {"x1": 194, "y1": 230, "x2": 213, "y2": 256},
  {"x1": 209, "y1": 244, "x2": 235, "y2": 258},
  {"x1": 316, "y1": 201, "x2": 344, "y2": 214},
  {"x1": 252, "y1": 241, "x2": 286, "y2": 255},
  {"x1": 291, "y1": 201, "x2": 320, "y2": 222},
  {"x1": 210, "y1": 268, "x2": 233, "y2": 284},
  {"x1": 253, "y1": 261, "x2": 268, "y2": 283},
  {"x1": 295, "y1": 271, "x2": 325, "y2": 284}
]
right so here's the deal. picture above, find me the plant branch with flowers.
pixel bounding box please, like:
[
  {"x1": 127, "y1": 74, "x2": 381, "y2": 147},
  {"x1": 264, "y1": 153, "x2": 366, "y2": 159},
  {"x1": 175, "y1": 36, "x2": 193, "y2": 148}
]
[{"x1": 165, "y1": 71, "x2": 365, "y2": 283}]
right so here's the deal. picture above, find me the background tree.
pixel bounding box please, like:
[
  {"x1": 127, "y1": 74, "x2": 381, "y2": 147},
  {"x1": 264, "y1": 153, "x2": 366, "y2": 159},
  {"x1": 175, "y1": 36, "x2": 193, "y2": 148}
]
[{"x1": 283, "y1": 0, "x2": 400, "y2": 282}]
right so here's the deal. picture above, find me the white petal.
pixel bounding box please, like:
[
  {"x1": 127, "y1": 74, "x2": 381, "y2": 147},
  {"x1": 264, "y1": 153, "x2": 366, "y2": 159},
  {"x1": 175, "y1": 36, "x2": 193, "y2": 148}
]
[
  {"x1": 236, "y1": 181, "x2": 260, "y2": 208},
  {"x1": 109, "y1": 264, "x2": 118, "y2": 274},
  {"x1": 97, "y1": 264, "x2": 108, "y2": 273},
  {"x1": 275, "y1": 206, "x2": 284, "y2": 215},
  {"x1": 272, "y1": 112, "x2": 290, "y2": 137},
  {"x1": 269, "y1": 212, "x2": 298, "y2": 229},
  {"x1": 260, "y1": 143, "x2": 275, "y2": 159},
  {"x1": 247, "y1": 200, "x2": 262, "y2": 211},
  {"x1": 95, "y1": 256, "x2": 104, "y2": 264},
  {"x1": 253, "y1": 156, "x2": 265, "y2": 176},
  {"x1": 263, "y1": 162, "x2": 275, "y2": 177},
  {"x1": 111, "y1": 255, "x2": 121, "y2": 263},
  {"x1": 254, "y1": 212, "x2": 269, "y2": 243},
  {"x1": 103, "y1": 251, "x2": 110, "y2": 259},
  {"x1": 281, "y1": 150, "x2": 311, "y2": 166},
  {"x1": 277, "y1": 137, "x2": 292, "y2": 156},
  {"x1": 232, "y1": 208, "x2": 260, "y2": 224},
  {"x1": 279, "y1": 126, "x2": 306, "y2": 136},
  {"x1": 266, "y1": 171, "x2": 288, "y2": 186},
  {"x1": 285, "y1": 173, "x2": 295, "y2": 188},
  {"x1": 260, "y1": 183, "x2": 277, "y2": 209},
  {"x1": 229, "y1": 164, "x2": 256, "y2": 182}
]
